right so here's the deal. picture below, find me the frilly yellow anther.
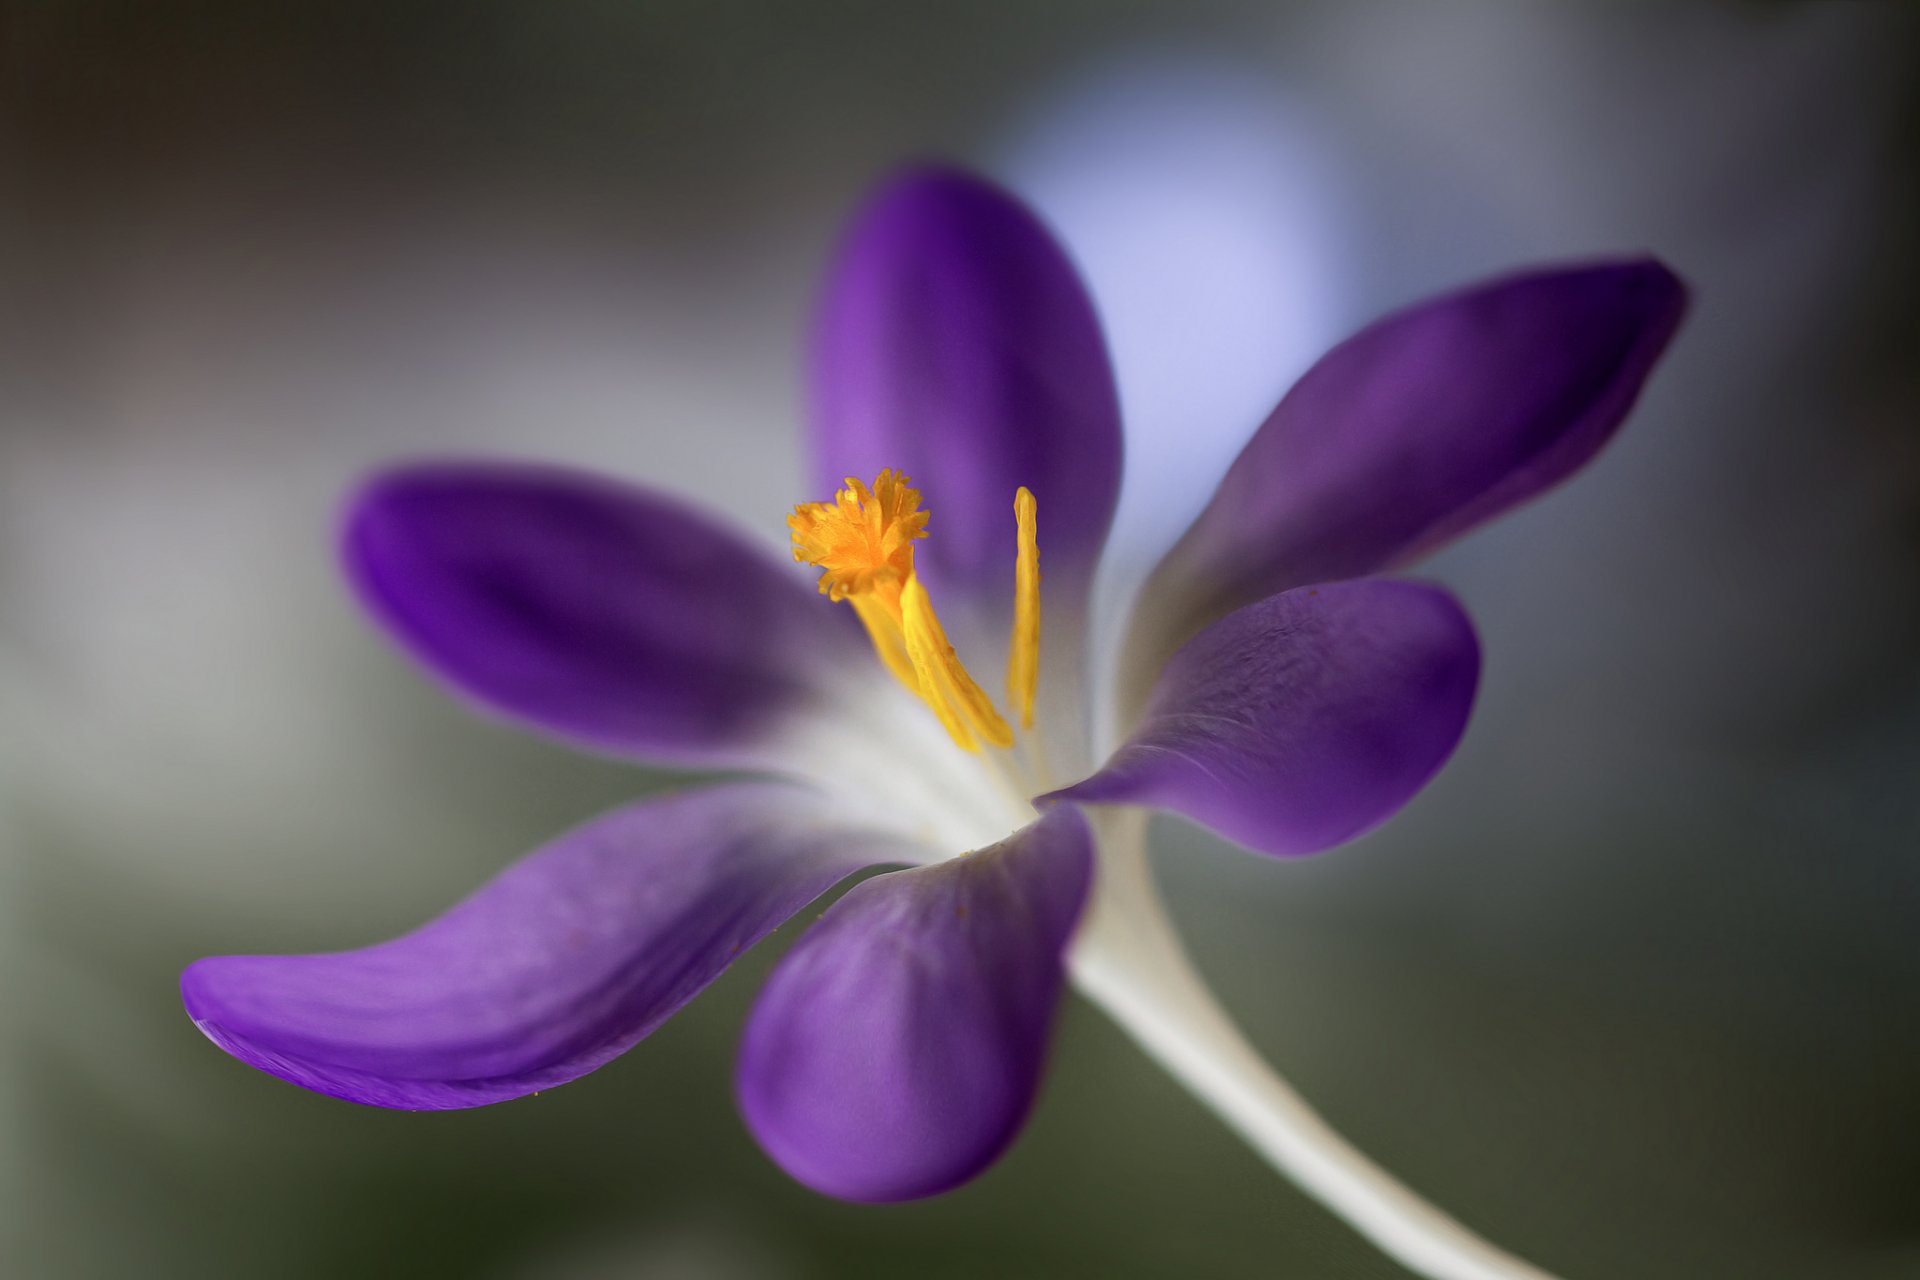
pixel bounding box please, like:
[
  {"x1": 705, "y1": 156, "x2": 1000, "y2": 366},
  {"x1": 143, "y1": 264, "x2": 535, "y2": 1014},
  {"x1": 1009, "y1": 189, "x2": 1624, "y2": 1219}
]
[
  {"x1": 787, "y1": 469, "x2": 927, "y2": 602},
  {"x1": 789, "y1": 472, "x2": 1039, "y2": 753}
]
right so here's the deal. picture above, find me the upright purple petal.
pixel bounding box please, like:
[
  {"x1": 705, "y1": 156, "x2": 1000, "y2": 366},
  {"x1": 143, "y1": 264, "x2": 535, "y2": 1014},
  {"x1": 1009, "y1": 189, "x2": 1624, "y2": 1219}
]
[
  {"x1": 182, "y1": 784, "x2": 915, "y2": 1110},
  {"x1": 810, "y1": 167, "x2": 1122, "y2": 636},
  {"x1": 1057, "y1": 580, "x2": 1479, "y2": 857},
  {"x1": 1127, "y1": 260, "x2": 1686, "y2": 684},
  {"x1": 344, "y1": 461, "x2": 868, "y2": 768},
  {"x1": 736, "y1": 806, "x2": 1093, "y2": 1202}
]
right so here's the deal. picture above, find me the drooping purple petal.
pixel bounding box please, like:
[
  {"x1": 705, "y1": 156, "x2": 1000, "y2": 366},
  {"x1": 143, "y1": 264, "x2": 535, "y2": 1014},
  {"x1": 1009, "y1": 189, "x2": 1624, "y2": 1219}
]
[
  {"x1": 735, "y1": 806, "x2": 1093, "y2": 1202},
  {"x1": 343, "y1": 461, "x2": 868, "y2": 768},
  {"x1": 1056, "y1": 580, "x2": 1479, "y2": 857},
  {"x1": 809, "y1": 167, "x2": 1122, "y2": 640},
  {"x1": 182, "y1": 783, "x2": 916, "y2": 1110},
  {"x1": 1127, "y1": 260, "x2": 1686, "y2": 685}
]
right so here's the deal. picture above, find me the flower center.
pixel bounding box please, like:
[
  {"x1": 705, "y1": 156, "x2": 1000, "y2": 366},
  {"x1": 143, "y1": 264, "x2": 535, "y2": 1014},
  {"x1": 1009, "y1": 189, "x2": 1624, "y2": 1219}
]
[{"x1": 790, "y1": 470, "x2": 1040, "y2": 753}]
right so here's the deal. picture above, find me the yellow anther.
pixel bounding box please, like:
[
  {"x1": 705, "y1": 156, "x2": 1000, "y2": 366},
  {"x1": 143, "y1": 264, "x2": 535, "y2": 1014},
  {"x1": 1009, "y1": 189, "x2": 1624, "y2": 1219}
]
[
  {"x1": 1007, "y1": 486, "x2": 1039, "y2": 729},
  {"x1": 788, "y1": 469, "x2": 927, "y2": 602},
  {"x1": 788, "y1": 471, "x2": 1036, "y2": 754}
]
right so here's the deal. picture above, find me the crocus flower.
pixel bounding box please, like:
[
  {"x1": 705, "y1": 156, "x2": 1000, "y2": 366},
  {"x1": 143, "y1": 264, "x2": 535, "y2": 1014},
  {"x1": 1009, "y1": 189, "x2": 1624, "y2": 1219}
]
[{"x1": 183, "y1": 167, "x2": 1683, "y2": 1273}]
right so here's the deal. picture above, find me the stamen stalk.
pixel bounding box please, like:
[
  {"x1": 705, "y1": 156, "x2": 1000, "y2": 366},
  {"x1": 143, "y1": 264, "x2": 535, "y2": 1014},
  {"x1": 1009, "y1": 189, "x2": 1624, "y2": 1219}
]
[
  {"x1": 790, "y1": 471, "x2": 1031, "y2": 754},
  {"x1": 901, "y1": 576, "x2": 1013, "y2": 751},
  {"x1": 1008, "y1": 486, "x2": 1040, "y2": 730}
]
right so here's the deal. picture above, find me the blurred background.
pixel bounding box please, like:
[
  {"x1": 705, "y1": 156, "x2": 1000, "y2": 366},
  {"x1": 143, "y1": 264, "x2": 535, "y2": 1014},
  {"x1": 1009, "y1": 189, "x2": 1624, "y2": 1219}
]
[{"x1": 4, "y1": 2, "x2": 1918, "y2": 1277}]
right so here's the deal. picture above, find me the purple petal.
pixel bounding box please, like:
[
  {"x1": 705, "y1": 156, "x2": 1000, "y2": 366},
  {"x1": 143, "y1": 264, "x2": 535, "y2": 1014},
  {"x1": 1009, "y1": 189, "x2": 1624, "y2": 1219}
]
[
  {"x1": 809, "y1": 167, "x2": 1122, "y2": 631},
  {"x1": 182, "y1": 783, "x2": 909, "y2": 1110},
  {"x1": 344, "y1": 461, "x2": 867, "y2": 768},
  {"x1": 1131, "y1": 260, "x2": 1686, "y2": 676},
  {"x1": 735, "y1": 806, "x2": 1093, "y2": 1202},
  {"x1": 1056, "y1": 580, "x2": 1479, "y2": 857}
]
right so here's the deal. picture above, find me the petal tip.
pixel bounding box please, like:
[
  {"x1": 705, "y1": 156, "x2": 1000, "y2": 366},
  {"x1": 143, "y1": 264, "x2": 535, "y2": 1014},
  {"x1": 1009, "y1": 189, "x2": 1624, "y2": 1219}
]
[
  {"x1": 181, "y1": 787, "x2": 893, "y2": 1113},
  {"x1": 1598, "y1": 253, "x2": 1692, "y2": 336},
  {"x1": 856, "y1": 161, "x2": 1024, "y2": 224},
  {"x1": 1095, "y1": 579, "x2": 1481, "y2": 859},
  {"x1": 179, "y1": 952, "x2": 252, "y2": 1027},
  {"x1": 735, "y1": 812, "x2": 1091, "y2": 1202},
  {"x1": 1524, "y1": 254, "x2": 1692, "y2": 365},
  {"x1": 177, "y1": 955, "x2": 217, "y2": 1022},
  {"x1": 336, "y1": 459, "x2": 856, "y2": 765}
]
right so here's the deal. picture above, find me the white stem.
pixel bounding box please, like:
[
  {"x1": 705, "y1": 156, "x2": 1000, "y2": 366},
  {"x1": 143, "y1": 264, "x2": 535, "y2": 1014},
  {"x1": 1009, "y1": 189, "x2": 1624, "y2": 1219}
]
[{"x1": 1069, "y1": 809, "x2": 1563, "y2": 1280}]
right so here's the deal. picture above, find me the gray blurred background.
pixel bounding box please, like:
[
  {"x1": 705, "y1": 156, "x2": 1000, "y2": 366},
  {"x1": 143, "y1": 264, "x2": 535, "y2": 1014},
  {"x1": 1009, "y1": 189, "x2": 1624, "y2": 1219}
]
[{"x1": 4, "y1": 2, "x2": 1918, "y2": 1277}]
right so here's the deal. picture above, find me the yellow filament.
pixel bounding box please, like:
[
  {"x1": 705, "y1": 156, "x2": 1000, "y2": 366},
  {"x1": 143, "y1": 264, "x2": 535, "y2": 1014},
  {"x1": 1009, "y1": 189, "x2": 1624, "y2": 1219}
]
[
  {"x1": 788, "y1": 470, "x2": 1035, "y2": 753},
  {"x1": 849, "y1": 589, "x2": 917, "y2": 690},
  {"x1": 902, "y1": 576, "x2": 1014, "y2": 751},
  {"x1": 1007, "y1": 486, "x2": 1039, "y2": 729}
]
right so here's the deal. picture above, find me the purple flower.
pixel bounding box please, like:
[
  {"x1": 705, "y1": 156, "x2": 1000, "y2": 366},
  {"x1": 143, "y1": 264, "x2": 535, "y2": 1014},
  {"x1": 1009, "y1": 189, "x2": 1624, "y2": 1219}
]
[{"x1": 182, "y1": 168, "x2": 1684, "y2": 1224}]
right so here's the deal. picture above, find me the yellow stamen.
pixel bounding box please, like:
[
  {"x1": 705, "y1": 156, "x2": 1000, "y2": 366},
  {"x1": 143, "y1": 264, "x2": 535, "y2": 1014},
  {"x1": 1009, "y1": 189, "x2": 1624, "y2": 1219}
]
[
  {"x1": 788, "y1": 470, "x2": 1035, "y2": 753},
  {"x1": 848, "y1": 590, "x2": 917, "y2": 690},
  {"x1": 790, "y1": 471, "x2": 926, "y2": 699},
  {"x1": 902, "y1": 575, "x2": 1014, "y2": 750},
  {"x1": 1007, "y1": 486, "x2": 1040, "y2": 729},
  {"x1": 788, "y1": 470, "x2": 927, "y2": 602}
]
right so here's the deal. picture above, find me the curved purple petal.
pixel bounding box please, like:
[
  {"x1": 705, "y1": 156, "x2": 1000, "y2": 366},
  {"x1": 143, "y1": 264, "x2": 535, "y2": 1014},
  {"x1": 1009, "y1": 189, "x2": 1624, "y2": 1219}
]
[
  {"x1": 182, "y1": 783, "x2": 913, "y2": 1110},
  {"x1": 735, "y1": 806, "x2": 1093, "y2": 1202},
  {"x1": 1057, "y1": 580, "x2": 1479, "y2": 857},
  {"x1": 809, "y1": 167, "x2": 1122, "y2": 636},
  {"x1": 1129, "y1": 260, "x2": 1686, "y2": 681},
  {"x1": 344, "y1": 461, "x2": 867, "y2": 768}
]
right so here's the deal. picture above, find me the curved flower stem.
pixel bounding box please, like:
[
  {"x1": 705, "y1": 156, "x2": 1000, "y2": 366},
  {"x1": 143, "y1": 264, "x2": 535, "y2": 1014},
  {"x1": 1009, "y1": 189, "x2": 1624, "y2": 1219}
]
[{"x1": 1068, "y1": 808, "x2": 1562, "y2": 1280}]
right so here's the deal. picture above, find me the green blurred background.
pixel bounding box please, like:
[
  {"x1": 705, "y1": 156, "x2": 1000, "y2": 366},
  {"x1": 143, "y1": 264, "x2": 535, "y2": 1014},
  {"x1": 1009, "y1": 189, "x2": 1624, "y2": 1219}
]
[{"x1": 4, "y1": 2, "x2": 1918, "y2": 1277}]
